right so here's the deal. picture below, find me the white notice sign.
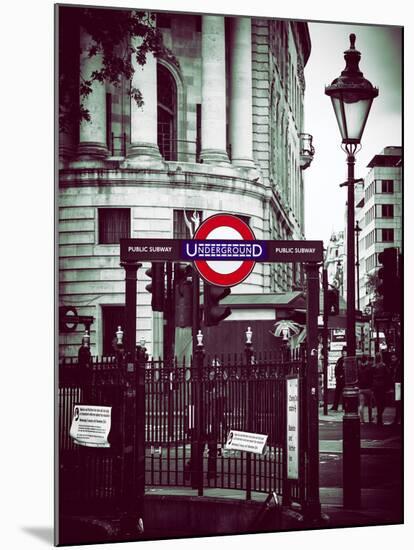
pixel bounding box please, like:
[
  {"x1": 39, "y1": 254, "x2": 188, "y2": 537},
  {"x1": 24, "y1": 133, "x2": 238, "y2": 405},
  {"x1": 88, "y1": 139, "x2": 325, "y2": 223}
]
[
  {"x1": 70, "y1": 405, "x2": 112, "y2": 448},
  {"x1": 395, "y1": 383, "x2": 401, "y2": 401},
  {"x1": 327, "y1": 364, "x2": 336, "y2": 389},
  {"x1": 224, "y1": 430, "x2": 268, "y2": 455},
  {"x1": 287, "y1": 377, "x2": 299, "y2": 480}
]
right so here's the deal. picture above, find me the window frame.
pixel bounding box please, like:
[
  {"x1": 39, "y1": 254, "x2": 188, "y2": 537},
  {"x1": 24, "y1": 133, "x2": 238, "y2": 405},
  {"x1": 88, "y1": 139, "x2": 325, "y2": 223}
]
[{"x1": 97, "y1": 207, "x2": 131, "y2": 245}]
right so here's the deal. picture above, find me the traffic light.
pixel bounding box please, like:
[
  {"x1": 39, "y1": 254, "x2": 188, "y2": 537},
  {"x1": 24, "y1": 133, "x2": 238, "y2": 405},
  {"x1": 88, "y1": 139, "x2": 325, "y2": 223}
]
[
  {"x1": 174, "y1": 263, "x2": 193, "y2": 328},
  {"x1": 377, "y1": 247, "x2": 399, "y2": 313},
  {"x1": 326, "y1": 288, "x2": 339, "y2": 316},
  {"x1": 145, "y1": 262, "x2": 165, "y2": 312},
  {"x1": 204, "y1": 283, "x2": 232, "y2": 327}
]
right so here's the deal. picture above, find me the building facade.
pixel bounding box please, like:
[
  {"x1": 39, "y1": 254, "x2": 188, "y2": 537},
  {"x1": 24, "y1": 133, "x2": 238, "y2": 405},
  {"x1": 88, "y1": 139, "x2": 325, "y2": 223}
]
[
  {"x1": 58, "y1": 7, "x2": 313, "y2": 357},
  {"x1": 356, "y1": 146, "x2": 402, "y2": 311},
  {"x1": 324, "y1": 230, "x2": 345, "y2": 296}
]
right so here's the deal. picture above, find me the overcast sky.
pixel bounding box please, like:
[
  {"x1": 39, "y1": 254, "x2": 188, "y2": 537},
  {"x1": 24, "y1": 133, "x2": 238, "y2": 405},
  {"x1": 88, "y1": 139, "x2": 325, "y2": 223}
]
[{"x1": 303, "y1": 21, "x2": 402, "y2": 244}]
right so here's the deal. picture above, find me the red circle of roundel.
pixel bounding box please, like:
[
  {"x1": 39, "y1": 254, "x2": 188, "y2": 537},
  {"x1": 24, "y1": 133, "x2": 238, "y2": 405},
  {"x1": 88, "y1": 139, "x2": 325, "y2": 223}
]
[{"x1": 193, "y1": 214, "x2": 256, "y2": 287}]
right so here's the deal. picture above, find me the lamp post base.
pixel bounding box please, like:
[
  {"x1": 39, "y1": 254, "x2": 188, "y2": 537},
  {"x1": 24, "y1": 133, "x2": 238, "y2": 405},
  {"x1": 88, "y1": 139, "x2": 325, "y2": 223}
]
[{"x1": 343, "y1": 386, "x2": 361, "y2": 509}]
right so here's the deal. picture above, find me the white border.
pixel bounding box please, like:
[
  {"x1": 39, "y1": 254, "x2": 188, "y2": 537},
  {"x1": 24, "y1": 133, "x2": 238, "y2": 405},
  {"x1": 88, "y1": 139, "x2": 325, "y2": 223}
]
[{"x1": 1, "y1": 1, "x2": 411, "y2": 549}]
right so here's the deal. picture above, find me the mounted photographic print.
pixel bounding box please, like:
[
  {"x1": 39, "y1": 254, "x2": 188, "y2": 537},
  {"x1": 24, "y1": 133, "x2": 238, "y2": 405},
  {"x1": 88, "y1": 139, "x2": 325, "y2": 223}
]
[{"x1": 56, "y1": 2, "x2": 403, "y2": 546}]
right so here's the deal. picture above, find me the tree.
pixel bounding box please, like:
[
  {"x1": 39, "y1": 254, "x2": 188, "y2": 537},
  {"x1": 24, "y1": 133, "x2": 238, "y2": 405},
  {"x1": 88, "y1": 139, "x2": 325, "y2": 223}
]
[
  {"x1": 59, "y1": 6, "x2": 175, "y2": 132},
  {"x1": 365, "y1": 272, "x2": 384, "y2": 314}
]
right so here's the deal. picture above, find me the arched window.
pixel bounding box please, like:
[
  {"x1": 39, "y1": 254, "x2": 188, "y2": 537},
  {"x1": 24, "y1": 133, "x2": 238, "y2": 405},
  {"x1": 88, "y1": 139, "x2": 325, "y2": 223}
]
[{"x1": 157, "y1": 63, "x2": 177, "y2": 161}]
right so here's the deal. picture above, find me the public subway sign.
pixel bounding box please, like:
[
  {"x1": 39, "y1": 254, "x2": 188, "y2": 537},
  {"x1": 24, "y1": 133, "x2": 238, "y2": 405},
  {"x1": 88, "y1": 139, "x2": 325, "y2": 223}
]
[{"x1": 120, "y1": 214, "x2": 323, "y2": 286}]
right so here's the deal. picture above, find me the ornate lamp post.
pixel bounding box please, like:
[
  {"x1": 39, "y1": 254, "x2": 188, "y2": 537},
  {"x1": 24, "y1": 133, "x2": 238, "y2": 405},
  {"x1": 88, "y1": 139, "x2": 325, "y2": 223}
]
[
  {"x1": 325, "y1": 33, "x2": 378, "y2": 509},
  {"x1": 325, "y1": 33, "x2": 378, "y2": 355}
]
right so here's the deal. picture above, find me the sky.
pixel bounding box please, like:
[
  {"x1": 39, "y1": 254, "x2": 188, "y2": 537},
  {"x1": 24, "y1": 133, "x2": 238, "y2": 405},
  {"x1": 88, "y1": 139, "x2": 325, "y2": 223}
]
[{"x1": 303, "y1": 22, "x2": 402, "y2": 244}]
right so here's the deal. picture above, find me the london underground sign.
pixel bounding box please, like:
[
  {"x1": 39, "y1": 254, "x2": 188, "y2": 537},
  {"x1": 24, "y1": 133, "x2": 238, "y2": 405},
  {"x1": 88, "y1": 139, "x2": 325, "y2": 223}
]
[
  {"x1": 120, "y1": 213, "x2": 323, "y2": 286},
  {"x1": 191, "y1": 214, "x2": 257, "y2": 287}
]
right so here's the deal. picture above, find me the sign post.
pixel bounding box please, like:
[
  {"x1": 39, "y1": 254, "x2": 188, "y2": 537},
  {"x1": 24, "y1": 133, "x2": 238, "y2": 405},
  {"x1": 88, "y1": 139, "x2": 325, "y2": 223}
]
[
  {"x1": 119, "y1": 260, "x2": 143, "y2": 536},
  {"x1": 305, "y1": 262, "x2": 321, "y2": 522}
]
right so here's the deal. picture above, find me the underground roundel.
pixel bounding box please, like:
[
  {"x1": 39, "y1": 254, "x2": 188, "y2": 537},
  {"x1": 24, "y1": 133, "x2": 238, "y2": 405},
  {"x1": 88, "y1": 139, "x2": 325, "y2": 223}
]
[{"x1": 193, "y1": 214, "x2": 256, "y2": 287}]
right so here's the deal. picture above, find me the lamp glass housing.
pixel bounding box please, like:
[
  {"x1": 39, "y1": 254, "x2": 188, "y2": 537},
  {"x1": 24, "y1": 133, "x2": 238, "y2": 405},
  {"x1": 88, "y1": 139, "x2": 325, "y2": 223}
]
[{"x1": 330, "y1": 93, "x2": 374, "y2": 144}]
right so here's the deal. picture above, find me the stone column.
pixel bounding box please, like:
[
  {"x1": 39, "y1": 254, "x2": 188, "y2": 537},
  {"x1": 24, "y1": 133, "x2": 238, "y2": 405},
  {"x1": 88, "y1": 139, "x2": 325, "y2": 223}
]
[
  {"x1": 77, "y1": 28, "x2": 108, "y2": 160},
  {"x1": 127, "y1": 36, "x2": 162, "y2": 163},
  {"x1": 200, "y1": 16, "x2": 229, "y2": 164},
  {"x1": 229, "y1": 18, "x2": 255, "y2": 168},
  {"x1": 59, "y1": 109, "x2": 74, "y2": 169}
]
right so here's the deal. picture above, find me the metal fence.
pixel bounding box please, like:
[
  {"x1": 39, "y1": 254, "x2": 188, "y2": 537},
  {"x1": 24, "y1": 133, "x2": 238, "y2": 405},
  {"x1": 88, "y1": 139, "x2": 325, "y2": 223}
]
[{"x1": 58, "y1": 351, "x2": 307, "y2": 513}]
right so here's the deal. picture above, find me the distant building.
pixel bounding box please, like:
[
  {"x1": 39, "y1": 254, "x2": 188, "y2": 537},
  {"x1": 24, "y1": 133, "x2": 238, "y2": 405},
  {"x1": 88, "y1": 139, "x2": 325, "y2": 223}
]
[
  {"x1": 58, "y1": 7, "x2": 314, "y2": 357},
  {"x1": 324, "y1": 230, "x2": 345, "y2": 296},
  {"x1": 350, "y1": 146, "x2": 402, "y2": 311}
]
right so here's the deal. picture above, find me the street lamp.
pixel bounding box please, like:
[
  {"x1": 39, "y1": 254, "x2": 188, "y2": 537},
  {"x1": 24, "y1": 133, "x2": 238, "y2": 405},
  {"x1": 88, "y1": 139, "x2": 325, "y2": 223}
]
[
  {"x1": 325, "y1": 33, "x2": 378, "y2": 356},
  {"x1": 325, "y1": 33, "x2": 378, "y2": 510}
]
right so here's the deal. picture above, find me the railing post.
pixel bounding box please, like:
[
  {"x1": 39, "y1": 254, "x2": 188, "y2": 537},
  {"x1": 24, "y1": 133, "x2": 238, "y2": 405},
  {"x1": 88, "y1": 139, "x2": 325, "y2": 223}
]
[
  {"x1": 119, "y1": 260, "x2": 144, "y2": 537},
  {"x1": 195, "y1": 330, "x2": 205, "y2": 496},
  {"x1": 304, "y1": 262, "x2": 321, "y2": 523},
  {"x1": 322, "y1": 268, "x2": 329, "y2": 416},
  {"x1": 245, "y1": 327, "x2": 253, "y2": 501}
]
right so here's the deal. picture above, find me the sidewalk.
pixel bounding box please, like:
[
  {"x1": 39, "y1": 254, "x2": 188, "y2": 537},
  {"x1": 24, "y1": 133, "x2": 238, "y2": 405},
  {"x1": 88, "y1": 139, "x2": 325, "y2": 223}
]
[
  {"x1": 319, "y1": 406, "x2": 401, "y2": 455},
  {"x1": 318, "y1": 406, "x2": 403, "y2": 527}
]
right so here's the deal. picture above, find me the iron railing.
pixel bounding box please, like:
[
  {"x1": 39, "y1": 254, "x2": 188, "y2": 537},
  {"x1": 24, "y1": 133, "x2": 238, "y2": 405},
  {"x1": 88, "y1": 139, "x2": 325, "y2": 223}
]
[{"x1": 58, "y1": 351, "x2": 307, "y2": 513}]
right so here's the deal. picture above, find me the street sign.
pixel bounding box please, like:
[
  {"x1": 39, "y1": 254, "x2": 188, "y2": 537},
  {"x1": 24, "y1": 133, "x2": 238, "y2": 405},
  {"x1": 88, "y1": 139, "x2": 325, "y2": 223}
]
[
  {"x1": 224, "y1": 430, "x2": 268, "y2": 455},
  {"x1": 120, "y1": 239, "x2": 181, "y2": 262},
  {"x1": 332, "y1": 328, "x2": 346, "y2": 342},
  {"x1": 330, "y1": 341, "x2": 346, "y2": 351},
  {"x1": 190, "y1": 213, "x2": 256, "y2": 287},
  {"x1": 120, "y1": 214, "x2": 323, "y2": 287}
]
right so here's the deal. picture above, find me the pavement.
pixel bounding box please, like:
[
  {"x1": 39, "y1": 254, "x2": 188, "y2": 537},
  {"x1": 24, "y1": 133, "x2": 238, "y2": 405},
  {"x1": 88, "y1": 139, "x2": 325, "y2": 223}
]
[
  {"x1": 317, "y1": 404, "x2": 403, "y2": 528},
  {"x1": 60, "y1": 405, "x2": 403, "y2": 543},
  {"x1": 147, "y1": 405, "x2": 403, "y2": 530}
]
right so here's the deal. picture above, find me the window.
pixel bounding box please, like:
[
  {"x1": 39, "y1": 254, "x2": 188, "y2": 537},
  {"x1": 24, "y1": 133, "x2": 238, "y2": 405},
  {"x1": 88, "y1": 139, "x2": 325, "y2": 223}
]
[
  {"x1": 237, "y1": 215, "x2": 250, "y2": 227},
  {"x1": 157, "y1": 64, "x2": 177, "y2": 161},
  {"x1": 365, "y1": 253, "x2": 377, "y2": 272},
  {"x1": 157, "y1": 14, "x2": 172, "y2": 28},
  {"x1": 365, "y1": 229, "x2": 376, "y2": 249},
  {"x1": 382, "y1": 204, "x2": 394, "y2": 218},
  {"x1": 365, "y1": 182, "x2": 375, "y2": 202},
  {"x1": 106, "y1": 93, "x2": 112, "y2": 152},
  {"x1": 196, "y1": 104, "x2": 202, "y2": 161},
  {"x1": 98, "y1": 208, "x2": 130, "y2": 244},
  {"x1": 377, "y1": 228, "x2": 394, "y2": 243},
  {"x1": 375, "y1": 179, "x2": 394, "y2": 194},
  {"x1": 101, "y1": 305, "x2": 125, "y2": 356},
  {"x1": 173, "y1": 210, "x2": 203, "y2": 239},
  {"x1": 375, "y1": 204, "x2": 394, "y2": 218}
]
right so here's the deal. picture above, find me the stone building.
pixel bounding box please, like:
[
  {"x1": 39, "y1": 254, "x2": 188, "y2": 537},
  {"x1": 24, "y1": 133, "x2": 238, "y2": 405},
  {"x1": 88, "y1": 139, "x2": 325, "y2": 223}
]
[
  {"x1": 58, "y1": 7, "x2": 314, "y2": 357},
  {"x1": 324, "y1": 231, "x2": 345, "y2": 296}
]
